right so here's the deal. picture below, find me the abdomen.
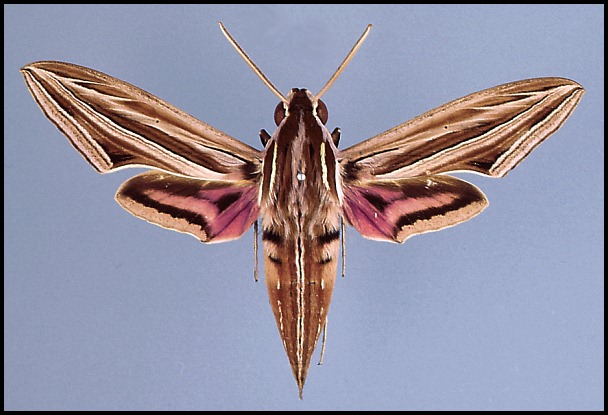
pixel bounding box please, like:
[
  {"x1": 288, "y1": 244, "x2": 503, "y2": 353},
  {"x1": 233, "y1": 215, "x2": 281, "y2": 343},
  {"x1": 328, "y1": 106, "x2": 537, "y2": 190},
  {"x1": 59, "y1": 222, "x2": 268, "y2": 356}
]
[{"x1": 262, "y1": 206, "x2": 341, "y2": 392}]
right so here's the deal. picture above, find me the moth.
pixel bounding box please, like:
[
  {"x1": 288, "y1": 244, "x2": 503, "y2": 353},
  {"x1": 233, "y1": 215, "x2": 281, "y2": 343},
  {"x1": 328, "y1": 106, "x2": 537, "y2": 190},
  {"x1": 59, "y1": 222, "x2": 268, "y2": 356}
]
[{"x1": 21, "y1": 23, "x2": 584, "y2": 398}]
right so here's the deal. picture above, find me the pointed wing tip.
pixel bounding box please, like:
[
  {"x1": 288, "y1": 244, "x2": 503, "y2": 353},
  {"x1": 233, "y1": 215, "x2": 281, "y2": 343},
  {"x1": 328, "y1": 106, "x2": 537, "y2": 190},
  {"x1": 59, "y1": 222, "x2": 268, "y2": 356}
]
[
  {"x1": 20, "y1": 61, "x2": 40, "y2": 72},
  {"x1": 536, "y1": 77, "x2": 585, "y2": 102},
  {"x1": 557, "y1": 77, "x2": 584, "y2": 90},
  {"x1": 20, "y1": 63, "x2": 43, "y2": 82},
  {"x1": 21, "y1": 61, "x2": 60, "y2": 73},
  {"x1": 553, "y1": 77, "x2": 585, "y2": 98}
]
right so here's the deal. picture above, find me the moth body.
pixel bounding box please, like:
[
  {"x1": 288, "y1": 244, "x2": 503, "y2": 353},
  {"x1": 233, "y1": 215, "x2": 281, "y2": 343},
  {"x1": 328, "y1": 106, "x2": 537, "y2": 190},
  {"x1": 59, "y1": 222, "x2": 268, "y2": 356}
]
[{"x1": 260, "y1": 89, "x2": 342, "y2": 396}]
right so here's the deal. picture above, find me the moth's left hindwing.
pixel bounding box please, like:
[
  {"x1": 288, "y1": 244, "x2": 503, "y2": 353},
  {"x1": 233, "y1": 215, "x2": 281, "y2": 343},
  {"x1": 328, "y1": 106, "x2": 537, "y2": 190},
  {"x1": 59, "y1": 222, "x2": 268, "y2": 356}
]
[
  {"x1": 116, "y1": 171, "x2": 260, "y2": 243},
  {"x1": 21, "y1": 61, "x2": 262, "y2": 242}
]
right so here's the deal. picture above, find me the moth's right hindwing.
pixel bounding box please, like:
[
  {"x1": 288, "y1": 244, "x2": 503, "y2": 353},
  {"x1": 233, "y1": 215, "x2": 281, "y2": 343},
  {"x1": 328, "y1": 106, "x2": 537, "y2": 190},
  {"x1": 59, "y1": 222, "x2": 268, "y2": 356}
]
[{"x1": 339, "y1": 77, "x2": 584, "y2": 243}]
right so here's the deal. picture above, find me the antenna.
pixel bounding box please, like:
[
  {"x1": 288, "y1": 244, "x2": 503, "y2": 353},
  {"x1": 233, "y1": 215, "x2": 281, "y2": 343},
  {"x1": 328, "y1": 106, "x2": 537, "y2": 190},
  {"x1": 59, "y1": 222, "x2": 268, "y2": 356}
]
[
  {"x1": 316, "y1": 24, "x2": 372, "y2": 100},
  {"x1": 219, "y1": 22, "x2": 288, "y2": 104}
]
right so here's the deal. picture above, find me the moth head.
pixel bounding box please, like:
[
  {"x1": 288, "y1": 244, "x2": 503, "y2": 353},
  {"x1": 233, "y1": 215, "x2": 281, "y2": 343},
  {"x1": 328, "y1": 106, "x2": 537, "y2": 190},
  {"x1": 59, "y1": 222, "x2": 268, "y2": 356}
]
[{"x1": 274, "y1": 88, "x2": 328, "y2": 126}]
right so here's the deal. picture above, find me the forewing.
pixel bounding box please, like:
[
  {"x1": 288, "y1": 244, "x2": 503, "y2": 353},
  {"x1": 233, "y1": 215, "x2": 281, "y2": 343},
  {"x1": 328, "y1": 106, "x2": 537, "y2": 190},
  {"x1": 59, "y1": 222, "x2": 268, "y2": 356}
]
[
  {"x1": 115, "y1": 171, "x2": 259, "y2": 243},
  {"x1": 21, "y1": 61, "x2": 261, "y2": 181},
  {"x1": 340, "y1": 78, "x2": 584, "y2": 181},
  {"x1": 341, "y1": 175, "x2": 488, "y2": 243}
]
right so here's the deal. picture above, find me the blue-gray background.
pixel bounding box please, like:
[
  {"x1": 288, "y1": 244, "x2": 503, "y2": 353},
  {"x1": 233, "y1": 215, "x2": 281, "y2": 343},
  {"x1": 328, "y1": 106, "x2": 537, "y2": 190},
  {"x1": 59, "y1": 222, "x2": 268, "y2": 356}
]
[{"x1": 4, "y1": 4, "x2": 603, "y2": 410}]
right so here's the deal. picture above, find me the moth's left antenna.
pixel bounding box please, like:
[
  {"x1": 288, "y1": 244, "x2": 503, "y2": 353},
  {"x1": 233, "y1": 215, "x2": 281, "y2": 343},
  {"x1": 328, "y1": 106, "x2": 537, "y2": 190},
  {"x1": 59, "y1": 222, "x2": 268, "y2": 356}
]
[{"x1": 219, "y1": 22, "x2": 288, "y2": 104}]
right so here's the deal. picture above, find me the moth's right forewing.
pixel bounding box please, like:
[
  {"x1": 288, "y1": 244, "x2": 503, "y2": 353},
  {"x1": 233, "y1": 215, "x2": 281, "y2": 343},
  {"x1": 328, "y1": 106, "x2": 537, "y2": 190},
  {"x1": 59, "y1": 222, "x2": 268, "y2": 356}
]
[{"x1": 340, "y1": 78, "x2": 584, "y2": 181}]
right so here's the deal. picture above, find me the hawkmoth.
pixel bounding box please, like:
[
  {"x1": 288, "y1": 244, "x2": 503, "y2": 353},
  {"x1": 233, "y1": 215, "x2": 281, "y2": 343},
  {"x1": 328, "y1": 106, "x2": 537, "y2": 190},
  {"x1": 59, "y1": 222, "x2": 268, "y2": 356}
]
[{"x1": 21, "y1": 23, "x2": 584, "y2": 398}]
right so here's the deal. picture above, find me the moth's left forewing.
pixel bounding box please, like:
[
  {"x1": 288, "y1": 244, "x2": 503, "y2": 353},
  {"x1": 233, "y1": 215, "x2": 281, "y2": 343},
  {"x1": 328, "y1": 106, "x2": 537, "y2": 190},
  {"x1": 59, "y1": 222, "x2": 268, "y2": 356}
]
[
  {"x1": 116, "y1": 171, "x2": 259, "y2": 243},
  {"x1": 21, "y1": 61, "x2": 262, "y2": 181},
  {"x1": 22, "y1": 61, "x2": 263, "y2": 244}
]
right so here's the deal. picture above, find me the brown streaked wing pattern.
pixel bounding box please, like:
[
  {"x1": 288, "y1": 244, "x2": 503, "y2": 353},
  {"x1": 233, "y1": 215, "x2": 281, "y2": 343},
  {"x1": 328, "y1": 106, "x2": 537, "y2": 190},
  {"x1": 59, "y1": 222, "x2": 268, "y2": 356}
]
[
  {"x1": 339, "y1": 78, "x2": 584, "y2": 181},
  {"x1": 21, "y1": 61, "x2": 262, "y2": 181},
  {"x1": 116, "y1": 171, "x2": 259, "y2": 243},
  {"x1": 342, "y1": 175, "x2": 488, "y2": 243}
]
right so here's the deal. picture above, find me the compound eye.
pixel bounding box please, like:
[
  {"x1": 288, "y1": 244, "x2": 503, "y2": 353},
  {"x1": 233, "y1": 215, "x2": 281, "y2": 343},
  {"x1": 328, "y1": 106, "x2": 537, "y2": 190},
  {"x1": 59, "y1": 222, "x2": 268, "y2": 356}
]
[
  {"x1": 316, "y1": 99, "x2": 328, "y2": 125},
  {"x1": 274, "y1": 102, "x2": 286, "y2": 126}
]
